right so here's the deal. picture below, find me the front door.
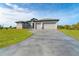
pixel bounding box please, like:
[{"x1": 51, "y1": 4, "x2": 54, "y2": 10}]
[{"x1": 32, "y1": 23, "x2": 34, "y2": 29}]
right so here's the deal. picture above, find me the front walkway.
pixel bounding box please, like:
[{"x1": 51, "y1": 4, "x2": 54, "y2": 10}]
[{"x1": 0, "y1": 30, "x2": 79, "y2": 56}]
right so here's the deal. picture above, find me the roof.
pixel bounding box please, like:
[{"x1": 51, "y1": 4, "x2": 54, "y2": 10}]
[
  {"x1": 33, "y1": 18, "x2": 59, "y2": 22},
  {"x1": 16, "y1": 18, "x2": 59, "y2": 23}
]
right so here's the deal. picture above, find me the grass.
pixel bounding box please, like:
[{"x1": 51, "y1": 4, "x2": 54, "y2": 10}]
[
  {"x1": 60, "y1": 29, "x2": 79, "y2": 41},
  {"x1": 0, "y1": 29, "x2": 32, "y2": 48}
]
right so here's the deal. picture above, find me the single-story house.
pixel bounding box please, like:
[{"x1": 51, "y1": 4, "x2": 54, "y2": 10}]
[{"x1": 15, "y1": 18, "x2": 59, "y2": 30}]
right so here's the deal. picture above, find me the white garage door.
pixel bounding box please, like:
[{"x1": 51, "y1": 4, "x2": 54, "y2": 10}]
[{"x1": 44, "y1": 24, "x2": 57, "y2": 29}]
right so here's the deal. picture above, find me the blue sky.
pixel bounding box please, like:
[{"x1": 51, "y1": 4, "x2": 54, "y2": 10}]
[{"x1": 0, "y1": 3, "x2": 79, "y2": 26}]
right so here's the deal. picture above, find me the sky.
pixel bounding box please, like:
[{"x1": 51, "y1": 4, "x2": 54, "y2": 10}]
[{"x1": 0, "y1": 3, "x2": 79, "y2": 27}]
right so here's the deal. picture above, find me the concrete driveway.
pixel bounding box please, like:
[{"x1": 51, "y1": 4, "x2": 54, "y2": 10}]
[{"x1": 0, "y1": 30, "x2": 79, "y2": 56}]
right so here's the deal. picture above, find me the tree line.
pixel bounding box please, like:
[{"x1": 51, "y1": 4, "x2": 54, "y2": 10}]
[
  {"x1": 58, "y1": 22, "x2": 79, "y2": 30},
  {"x1": 0, "y1": 25, "x2": 16, "y2": 29}
]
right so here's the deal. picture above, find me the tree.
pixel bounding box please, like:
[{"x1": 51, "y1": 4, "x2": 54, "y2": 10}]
[
  {"x1": 58, "y1": 22, "x2": 79, "y2": 30},
  {"x1": 58, "y1": 25, "x2": 64, "y2": 29},
  {"x1": 0, "y1": 25, "x2": 3, "y2": 29},
  {"x1": 9, "y1": 26, "x2": 12, "y2": 29},
  {"x1": 75, "y1": 22, "x2": 79, "y2": 30},
  {"x1": 64, "y1": 25, "x2": 71, "y2": 29},
  {"x1": 71, "y1": 23, "x2": 79, "y2": 30}
]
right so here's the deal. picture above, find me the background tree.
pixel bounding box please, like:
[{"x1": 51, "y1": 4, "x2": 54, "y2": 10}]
[
  {"x1": 0, "y1": 25, "x2": 3, "y2": 29},
  {"x1": 9, "y1": 26, "x2": 12, "y2": 29},
  {"x1": 64, "y1": 25, "x2": 71, "y2": 29},
  {"x1": 75, "y1": 22, "x2": 79, "y2": 30},
  {"x1": 58, "y1": 25, "x2": 64, "y2": 29},
  {"x1": 58, "y1": 22, "x2": 79, "y2": 30}
]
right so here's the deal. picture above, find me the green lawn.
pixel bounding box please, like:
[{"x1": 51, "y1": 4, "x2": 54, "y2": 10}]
[
  {"x1": 60, "y1": 29, "x2": 79, "y2": 40},
  {"x1": 0, "y1": 29, "x2": 32, "y2": 48}
]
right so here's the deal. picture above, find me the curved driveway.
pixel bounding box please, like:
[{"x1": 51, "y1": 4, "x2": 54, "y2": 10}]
[{"x1": 0, "y1": 30, "x2": 79, "y2": 56}]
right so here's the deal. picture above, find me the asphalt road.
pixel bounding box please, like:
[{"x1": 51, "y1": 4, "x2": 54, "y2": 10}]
[{"x1": 0, "y1": 30, "x2": 79, "y2": 56}]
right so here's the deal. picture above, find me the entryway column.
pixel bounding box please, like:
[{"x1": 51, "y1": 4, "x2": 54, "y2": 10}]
[
  {"x1": 34, "y1": 22, "x2": 37, "y2": 29},
  {"x1": 41, "y1": 22, "x2": 44, "y2": 29},
  {"x1": 31, "y1": 22, "x2": 34, "y2": 29},
  {"x1": 31, "y1": 22, "x2": 37, "y2": 30}
]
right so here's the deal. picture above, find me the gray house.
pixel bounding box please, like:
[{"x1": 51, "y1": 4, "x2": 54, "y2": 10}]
[{"x1": 16, "y1": 18, "x2": 59, "y2": 30}]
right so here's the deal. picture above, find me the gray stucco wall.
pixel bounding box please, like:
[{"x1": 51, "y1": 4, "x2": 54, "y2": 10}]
[{"x1": 16, "y1": 22, "x2": 31, "y2": 29}]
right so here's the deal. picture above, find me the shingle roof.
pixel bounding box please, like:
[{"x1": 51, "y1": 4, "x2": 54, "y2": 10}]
[
  {"x1": 16, "y1": 18, "x2": 59, "y2": 23},
  {"x1": 34, "y1": 18, "x2": 59, "y2": 22}
]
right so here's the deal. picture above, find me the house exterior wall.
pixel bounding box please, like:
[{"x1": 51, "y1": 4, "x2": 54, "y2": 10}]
[
  {"x1": 36, "y1": 23, "x2": 42, "y2": 29},
  {"x1": 16, "y1": 20, "x2": 58, "y2": 29},
  {"x1": 23, "y1": 22, "x2": 31, "y2": 28},
  {"x1": 16, "y1": 23, "x2": 23, "y2": 29},
  {"x1": 16, "y1": 22, "x2": 31, "y2": 29}
]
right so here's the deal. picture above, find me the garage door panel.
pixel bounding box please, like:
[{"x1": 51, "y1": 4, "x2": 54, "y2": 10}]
[{"x1": 44, "y1": 24, "x2": 57, "y2": 29}]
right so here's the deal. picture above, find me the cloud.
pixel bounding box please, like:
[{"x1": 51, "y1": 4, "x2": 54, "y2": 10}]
[
  {"x1": 0, "y1": 3, "x2": 79, "y2": 26},
  {"x1": 5, "y1": 3, "x2": 34, "y2": 14},
  {"x1": 0, "y1": 4, "x2": 36, "y2": 27},
  {"x1": 5, "y1": 3, "x2": 18, "y2": 9}
]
